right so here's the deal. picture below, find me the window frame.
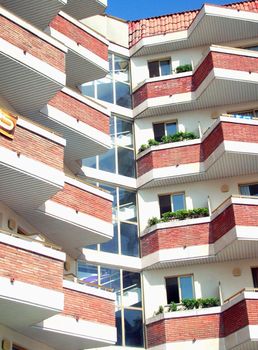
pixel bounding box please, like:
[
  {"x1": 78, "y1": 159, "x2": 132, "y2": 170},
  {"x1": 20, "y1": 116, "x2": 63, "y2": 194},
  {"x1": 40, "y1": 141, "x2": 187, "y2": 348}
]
[
  {"x1": 227, "y1": 108, "x2": 258, "y2": 119},
  {"x1": 238, "y1": 182, "x2": 258, "y2": 197},
  {"x1": 148, "y1": 58, "x2": 171, "y2": 78},
  {"x1": 165, "y1": 274, "x2": 195, "y2": 304},
  {"x1": 153, "y1": 120, "x2": 177, "y2": 141},
  {"x1": 158, "y1": 192, "x2": 186, "y2": 217}
]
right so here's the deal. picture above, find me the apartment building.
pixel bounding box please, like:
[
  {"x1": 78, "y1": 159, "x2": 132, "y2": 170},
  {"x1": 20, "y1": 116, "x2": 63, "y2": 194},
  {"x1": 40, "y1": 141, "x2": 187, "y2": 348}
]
[{"x1": 0, "y1": 0, "x2": 258, "y2": 350}]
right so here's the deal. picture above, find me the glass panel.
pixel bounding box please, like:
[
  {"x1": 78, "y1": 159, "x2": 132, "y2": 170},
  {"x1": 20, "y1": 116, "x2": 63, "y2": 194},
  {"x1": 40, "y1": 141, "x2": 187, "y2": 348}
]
[
  {"x1": 124, "y1": 309, "x2": 144, "y2": 347},
  {"x1": 114, "y1": 55, "x2": 129, "y2": 83},
  {"x1": 172, "y1": 193, "x2": 185, "y2": 211},
  {"x1": 110, "y1": 115, "x2": 115, "y2": 144},
  {"x1": 166, "y1": 277, "x2": 180, "y2": 303},
  {"x1": 118, "y1": 147, "x2": 135, "y2": 178},
  {"x1": 108, "y1": 53, "x2": 113, "y2": 72},
  {"x1": 246, "y1": 46, "x2": 258, "y2": 51},
  {"x1": 148, "y1": 61, "x2": 160, "y2": 78},
  {"x1": 115, "y1": 81, "x2": 131, "y2": 108},
  {"x1": 160, "y1": 60, "x2": 171, "y2": 76},
  {"x1": 123, "y1": 271, "x2": 142, "y2": 307},
  {"x1": 180, "y1": 276, "x2": 194, "y2": 300},
  {"x1": 96, "y1": 77, "x2": 114, "y2": 103},
  {"x1": 86, "y1": 244, "x2": 97, "y2": 250},
  {"x1": 121, "y1": 222, "x2": 139, "y2": 257},
  {"x1": 166, "y1": 122, "x2": 177, "y2": 136},
  {"x1": 80, "y1": 81, "x2": 95, "y2": 98},
  {"x1": 115, "y1": 309, "x2": 123, "y2": 345},
  {"x1": 116, "y1": 118, "x2": 133, "y2": 148},
  {"x1": 159, "y1": 195, "x2": 171, "y2": 216},
  {"x1": 82, "y1": 156, "x2": 97, "y2": 169},
  {"x1": 240, "y1": 185, "x2": 251, "y2": 196},
  {"x1": 119, "y1": 189, "x2": 137, "y2": 222},
  {"x1": 153, "y1": 123, "x2": 165, "y2": 142},
  {"x1": 100, "y1": 223, "x2": 119, "y2": 254},
  {"x1": 99, "y1": 183, "x2": 117, "y2": 217},
  {"x1": 100, "y1": 267, "x2": 121, "y2": 304},
  {"x1": 77, "y1": 263, "x2": 98, "y2": 284},
  {"x1": 231, "y1": 110, "x2": 254, "y2": 120},
  {"x1": 99, "y1": 148, "x2": 116, "y2": 173},
  {"x1": 249, "y1": 184, "x2": 258, "y2": 196}
]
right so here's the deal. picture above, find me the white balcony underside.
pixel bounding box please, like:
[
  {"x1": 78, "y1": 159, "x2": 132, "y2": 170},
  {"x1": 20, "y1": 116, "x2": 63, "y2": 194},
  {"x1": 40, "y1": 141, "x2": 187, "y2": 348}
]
[
  {"x1": 132, "y1": 7, "x2": 258, "y2": 56},
  {"x1": 63, "y1": 0, "x2": 107, "y2": 20},
  {"x1": 0, "y1": 0, "x2": 67, "y2": 29},
  {"x1": 135, "y1": 75, "x2": 258, "y2": 119},
  {"x1": 0, "y1": 277, "x2": 63, "y2": 331},
  {"x1": 137, "y1": 144, "x2": 258, "y2": 188},
  {"x1": 24, "y1": 200, "x2": 113, "y2": 258},
  {"x1": 0, "y1": 52, "x2": 63, "y2": 117}
]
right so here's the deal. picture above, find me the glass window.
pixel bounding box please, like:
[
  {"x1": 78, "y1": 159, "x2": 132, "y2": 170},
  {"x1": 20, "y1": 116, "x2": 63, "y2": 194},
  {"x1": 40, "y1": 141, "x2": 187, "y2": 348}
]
[
  {"x1": 82, "y1": 155, "x2": 96, "y2": 169},
  {"x1": 120, "y1": 222, "x2": 138, "y2": 257},
  {"x1": 100, "y1": 267, "x2": 121, "y2": 298},
  {"x1": 118, "y1": 147, "x2": 135, "y2": 178},
  {"x1": 80, "y1": 81, "x2": 95, "y2": 97},
  {"x1": 116, "y1": 118, "x2": 133, "y2": 148},
  {"x1": 78, "y1": 263, "x2": 98, "y2": 284},
  {"x1": 96, "y1": 77, "x2": 113, "y2": 103},
  {"x1": 99, "y1": 148, "x2": 116, "y2": 173},
  {"x1": 166, "y1": 122, "x2": 177, "y2": 136},
  {"x1": 159, "y1": 194, "x2": 171, "y2": 216},
  {"x1": 153, "y1": 123, "x2": 165, "y2": 142},
  {"x1": 148, "y1": 61, "x2": 160, "y2": 78},
  {"x1": 160, "y1": 59, "x2": 171, "y2": 76},
  {"x1": 100, "y1": 223, "x2": 119, "y2": 254},
  {"x1": 240, "y1": 183, "x2": 258, "y2": 196},
  {"x1": 114, "y1": 55, "x2": 129, "y2": 83},
  {"x1": 115, "y1": 309, "x2": 123, "y2": 345},
  {"x1": 124, "y1": 309, "x2": 144, "y2": 347},
  {"x1": 116, "y1": 81, "x2": 131, "y2": 108},
  {"x1": 123, "y1": 271, "x2": 142, "y2": 307},
  {"x1": 148, "y1": 59, "x2": 171, "y2": 78},
  {"x1": 166, "y1": 275, "x2": 194, "y2": 303},
  {"x1": 172, "y1": 193, "x2": 185, "y2": 211},
  {"x1": 119, "y1": 189, "x2": 137, "y2": 222}
]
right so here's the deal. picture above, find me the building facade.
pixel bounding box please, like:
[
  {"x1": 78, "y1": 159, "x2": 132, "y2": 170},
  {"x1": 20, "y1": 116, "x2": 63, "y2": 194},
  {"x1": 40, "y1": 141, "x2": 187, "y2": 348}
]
[{"x1": 0, "y1": 0, "x2": 258, "y2": 350}]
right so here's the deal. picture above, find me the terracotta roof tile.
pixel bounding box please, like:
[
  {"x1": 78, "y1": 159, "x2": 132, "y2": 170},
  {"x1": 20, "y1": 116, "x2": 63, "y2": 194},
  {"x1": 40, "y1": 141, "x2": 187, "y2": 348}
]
[{"x1": 128, "y1": 0, "x2": 258, "y2": 47}]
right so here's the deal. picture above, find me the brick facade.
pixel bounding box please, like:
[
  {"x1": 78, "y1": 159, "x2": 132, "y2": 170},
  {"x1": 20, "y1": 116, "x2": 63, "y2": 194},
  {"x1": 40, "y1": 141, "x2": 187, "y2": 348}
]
[
  {"x1": 48, "y1": 91, "x2": 109, "y2": 134},
  {"x1": 0, "y1": 124, "x2": 64, "y2": 171},
  {"x1": 63, "y1": 287, "x2": 115, "y2": 326},
  {"x1": 50, "y1": 14, "x2": 108, "y2": 61},
  {"x1": 0, "y1": 242, "x2": 63, "y2": 291},
  {"x1": 133, "y1": 51, "x2": 258, "y2": 107},
  {"x1": 141, "y1": 203, "x2": 258, "y2": 257},
  {"x1": 147, "y1": 298, "x2": 258, "y2": 348},
  {"x1": 0, "y1": 15, "x2": 65, "y2": 72},
  {"x1": 137, "y1": 121, "x2": 258, "y2": 177},
  {"x1": 51, "y1": 183, "x2": 112, "y2": 222}
]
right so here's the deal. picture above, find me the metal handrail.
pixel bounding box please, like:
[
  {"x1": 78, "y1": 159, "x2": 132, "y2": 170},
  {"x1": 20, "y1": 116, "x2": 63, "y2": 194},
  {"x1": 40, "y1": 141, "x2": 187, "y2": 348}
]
[
  {"x1": 224, "y1": 288, "x2": 258, "y2": 303},
  {"x1": 63, "y1": 273, "x2": 114, "y2": 293}
]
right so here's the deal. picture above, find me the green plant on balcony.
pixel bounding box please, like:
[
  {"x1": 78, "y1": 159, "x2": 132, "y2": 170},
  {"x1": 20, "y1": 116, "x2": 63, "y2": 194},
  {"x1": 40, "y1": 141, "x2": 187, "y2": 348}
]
[
  {"x1": 175, "y1": 63, "x2": 193, "y2": 74},
  {"x1": 198, "y1": 297, "x2": 220, "y2": 308},
  {"x1": 168, "y1": 301, "x2": 177, "y2": 312},
  {"x1": 154, "y1": 305, "x2": 164, "y2": 315},
  {"x1": 182, "y1": 298, "x2": 200, "y2": 310},
  {"x1": 147, "y1": 208, "x2": 209, "y2": 227},
  {"x1": 138, "y1": 132, "x2": 198, "y2": 153}
]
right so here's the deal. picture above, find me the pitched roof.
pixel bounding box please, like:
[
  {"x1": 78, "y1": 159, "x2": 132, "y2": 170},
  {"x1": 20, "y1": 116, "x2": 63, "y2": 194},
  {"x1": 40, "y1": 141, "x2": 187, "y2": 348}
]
[{"x1": 128, "y1": 0, "x2": 258, "y2": 47}]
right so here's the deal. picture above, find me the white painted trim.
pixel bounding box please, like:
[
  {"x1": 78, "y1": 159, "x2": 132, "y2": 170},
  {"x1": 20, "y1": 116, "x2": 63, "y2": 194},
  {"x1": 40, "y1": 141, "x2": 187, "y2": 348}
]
[
  {"x1": 0, "y1": 145, "x2": 65, "y2": 189},
  {"x1": 0, "y1": 6, "x2": 67, "y2": 52},
  {"x1": 65, "y1": 175, "x2": 113, "y2": 201},
  {"x1": 17, "y1": 118, "x2": 66, "y2": 147},
  {"x1": 59, "y1": 11, "x2": 109, "y2": 45},
  {"x1": 82, "y1": 248, "x2": 142, "y2": 272},
  {"x1": 40, "y1": 105, "x2": 111, "y2": 150},
  {"x1": 48, "y1": 27, "x2": 108, "y2": 72},
  {"x1": 95, "y1": 100, "x2": 134, "y2": 119},
  {"x1": 33, "y1": 314, "x2": 116, "y2": 344},
  {"x1": 63, "y1": 279, "x2": 115, "y2": 301},
  {"x1": 0, "y1": 276, "x2": 64, "y2": 312},
  {"x1": 38, "y1": 200, "x2": 113, "y2": 238},
  {"x1": 0, "y1": 231, "x2": 65, "y2": 261},
  {"x1": 62, "y1": 87, "x2": 110, "y2": 116},
  {"x1": 147, "y1": 338, "x2": 225, "y2": 350},
  {"x1": 108, "y1": 42, "x2": 129, "y2": 56},
  {"x1": 0, "y1": 38, "x2": 66, "y2": 86}
]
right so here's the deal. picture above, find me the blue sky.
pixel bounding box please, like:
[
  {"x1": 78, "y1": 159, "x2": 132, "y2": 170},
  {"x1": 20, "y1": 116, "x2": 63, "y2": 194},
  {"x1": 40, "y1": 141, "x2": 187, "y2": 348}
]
[{"x1": 106, "y1": 0, "x2": 230, "y2": 21}]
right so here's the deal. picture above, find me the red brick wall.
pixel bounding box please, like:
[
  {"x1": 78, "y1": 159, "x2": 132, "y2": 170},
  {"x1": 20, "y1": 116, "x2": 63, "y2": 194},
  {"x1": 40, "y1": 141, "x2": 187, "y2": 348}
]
[
  {"x1": 0, "y1": 15, "x2": 65, "y2": 72},
  {"x1": 137, "y1": 121, "x2": 258, "y2": 177},
  {"x1": 0, "y1": 242, "x2": 63, "y2": 290},
  {"x1": 0, "y1": 125, "x2": 64, "y2": 171},
  {"x1": 51, "y1": 183, "x2": 112, "y2": 222},
  {"x1": 141, "y1": 203, "x2": 258, "y2": 257},
  {"x1": 48, "y1": 91, "x2": 109, "y2": 134},
  {"x1": 147, "y1": 313, "x2": 223, "y2": 347},
  {"x1": 141, "y1": 222, "x2": 210, "y2": 257},
  {"x1": 50, "y1": 15, "x2": 108, "y2": 61},
  {"x1": 133, "y1": 51, "x2": 258, "y2": 107},
  {"x1": 63, "y1": 287, "x2": 115, "y2": 326}
]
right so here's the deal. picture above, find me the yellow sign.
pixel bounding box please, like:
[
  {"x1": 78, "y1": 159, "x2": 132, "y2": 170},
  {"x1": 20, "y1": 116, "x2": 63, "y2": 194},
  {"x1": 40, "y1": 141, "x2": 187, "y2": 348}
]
[{"x1": 0, "y1": 109, "x2": 18, "y2": 139}]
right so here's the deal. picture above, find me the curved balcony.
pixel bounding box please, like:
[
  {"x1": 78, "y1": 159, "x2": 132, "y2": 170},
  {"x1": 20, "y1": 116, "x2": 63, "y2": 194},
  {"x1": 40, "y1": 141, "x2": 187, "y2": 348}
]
[
  {"x1": 137, "y1": 117, "x2": 258, "y2": 188},
  {"x1": 48, "y1": 12, "x2": 108, "y2": 86},
  {"x1": 0, "y1": 7, "x2": 66, "y2": 117},
  {"x1": 26, "y1": 176, "x2": 113, "y2": 258},
  {"x1": 0, "y1": 112, "x2": 65, "y2": 215},
  {"x1": 63, "y1": 0, "x2": 107, "y2": 20},
  {"x1": 130, "y1": 4, "x2": 258, "y2": 56},
  {"x1": 38, "y1": 88, "x2": 111, "y2": 163},
  {"x1": 133, "y1": 46, "x2": 258, "y2": 118},
  {"x1": 0, "y1": 229, "x2": 65, "y2": 331},
  {"x1": 141, "y1": 196, "x2": 258, "y2": 269},
  {"x1": 27, "y1": 280, "x2": 116, "y2": 350},
  {"x1": 146, "y1": 290, "x2": 258, "y2": 350}
]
